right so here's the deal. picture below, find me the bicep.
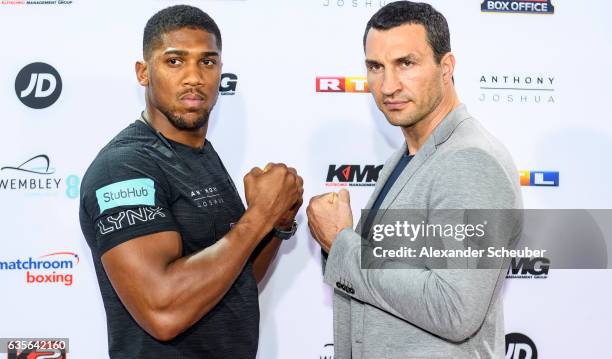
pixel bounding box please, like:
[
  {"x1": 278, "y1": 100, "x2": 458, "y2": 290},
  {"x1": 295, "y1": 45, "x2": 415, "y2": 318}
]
[{"x1": 101, "y1": 231, "x2": 182, "y2": 325}]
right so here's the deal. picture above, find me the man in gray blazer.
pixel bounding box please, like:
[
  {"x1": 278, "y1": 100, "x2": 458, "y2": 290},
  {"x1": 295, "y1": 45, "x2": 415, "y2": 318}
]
[{"x1": 307, "y1": 2, "x2": 522, "y2": 358}]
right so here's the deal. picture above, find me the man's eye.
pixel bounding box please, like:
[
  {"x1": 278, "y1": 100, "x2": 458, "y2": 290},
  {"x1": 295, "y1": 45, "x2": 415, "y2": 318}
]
[
  {"x1": 202, "y1": 59, "x2": 216, "y2": 66},
  {"x1": 368, "y1": 64, "x2": 382, "y2": 72},
  {"x1": 168, "y1": 58, "x2": 182, "y2": 65},
  {"x1": 401, "y1": 60, "x2": 413, "y2": 67}
]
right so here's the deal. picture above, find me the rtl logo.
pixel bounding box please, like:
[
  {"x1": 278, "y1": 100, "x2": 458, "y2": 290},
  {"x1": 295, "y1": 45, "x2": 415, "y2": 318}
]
[
  {"x1": 326, "y1": 164, "x2": 382, "y2": 187},
  {"x1": 316, "y1": 76, "x2": 368, "y2": 93},
  {"x1": 519, "y1": 171, "x2": 559, "y2": 187}
]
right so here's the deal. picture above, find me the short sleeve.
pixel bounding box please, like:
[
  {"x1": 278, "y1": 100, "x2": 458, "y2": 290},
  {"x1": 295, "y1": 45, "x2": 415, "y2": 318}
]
[{"x1": 79, "y1": 146, "x2": 179, "y2": 255}]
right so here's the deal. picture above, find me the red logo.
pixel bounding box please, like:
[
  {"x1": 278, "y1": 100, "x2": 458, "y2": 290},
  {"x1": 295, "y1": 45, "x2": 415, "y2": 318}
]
[{"x1": 316, "y1": 77, "x2": 369, "y2": 93}]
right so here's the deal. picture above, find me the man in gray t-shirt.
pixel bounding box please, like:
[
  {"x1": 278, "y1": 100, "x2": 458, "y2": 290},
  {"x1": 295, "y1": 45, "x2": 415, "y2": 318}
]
[{"x1": 79, "y1": 5, "x2": 303, "y2": 358}]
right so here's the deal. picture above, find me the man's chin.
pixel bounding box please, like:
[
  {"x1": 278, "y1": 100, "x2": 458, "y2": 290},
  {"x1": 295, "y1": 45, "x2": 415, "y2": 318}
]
[
  {"x1": 167, "y1": 111, "x2": 209, "y2": 131},
  {"x1": 385, "y1": 113, "x2": 417, "y2": 128}
]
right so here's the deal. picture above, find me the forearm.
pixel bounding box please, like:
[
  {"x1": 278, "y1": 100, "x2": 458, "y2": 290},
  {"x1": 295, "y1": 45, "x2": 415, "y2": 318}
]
[
  {"x1": 252, "y1": 235, "x2": 282, "y2": 284},
  {"x1": 324, "y1": 229, "x2": 501, "y2": 342},
  {"x1": 146, "y1": 208, "x2": 273, "y2": 339}
]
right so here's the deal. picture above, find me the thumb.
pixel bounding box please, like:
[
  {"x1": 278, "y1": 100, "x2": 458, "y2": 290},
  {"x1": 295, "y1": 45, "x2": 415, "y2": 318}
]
[{"x1": 338, "y1": 189, "x2": 351, "y2": 204}]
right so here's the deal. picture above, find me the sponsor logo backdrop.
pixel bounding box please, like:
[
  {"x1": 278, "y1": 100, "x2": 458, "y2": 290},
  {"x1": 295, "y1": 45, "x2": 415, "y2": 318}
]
[{"x1": 1, "y1": 0, "x2": 611, "y2": 358}]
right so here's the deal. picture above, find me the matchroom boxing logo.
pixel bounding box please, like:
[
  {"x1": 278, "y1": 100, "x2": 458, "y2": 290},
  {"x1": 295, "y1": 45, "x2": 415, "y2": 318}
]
[
  {"x1": 481, "y1": 0, "x2": 554, "y2": 14},
  {"x1": 0, "y1": 252, "x2": 79, "y2": 287},
  {"x1": 15, "y1": 62, "x2": 62, "y2": 109}
]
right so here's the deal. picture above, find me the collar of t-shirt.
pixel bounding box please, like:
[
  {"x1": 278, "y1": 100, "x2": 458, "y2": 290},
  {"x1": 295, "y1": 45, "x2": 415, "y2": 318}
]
[{"x1": 137, "y1": 114, "x2": 210, "y2": 155}]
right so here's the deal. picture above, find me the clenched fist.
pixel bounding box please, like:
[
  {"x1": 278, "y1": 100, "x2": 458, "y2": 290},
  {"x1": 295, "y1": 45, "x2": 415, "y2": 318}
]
[
  {"x1": 307, "y1": 189, "x2": 353, "y2": 252},
  {"x1": 244, "y1": 163, "x2": 304, "y2": 229}
]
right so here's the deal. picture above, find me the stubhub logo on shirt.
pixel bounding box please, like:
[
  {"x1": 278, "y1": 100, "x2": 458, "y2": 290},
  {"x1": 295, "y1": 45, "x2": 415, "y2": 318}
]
[{"x1": 96, "y1": 178, "x2": 156, "y2": 213}]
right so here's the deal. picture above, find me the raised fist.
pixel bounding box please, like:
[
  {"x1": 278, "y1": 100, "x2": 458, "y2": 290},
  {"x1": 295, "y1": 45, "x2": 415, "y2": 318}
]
[{"x1": 244, "y1": 163, "x2": 304, "y2": 227}]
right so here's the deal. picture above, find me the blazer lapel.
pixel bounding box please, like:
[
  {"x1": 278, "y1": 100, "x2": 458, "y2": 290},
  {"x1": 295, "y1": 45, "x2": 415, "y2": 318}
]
[
  {"x1": 378, "y1": 104, "x2": 472, "y2": 213},
  {"x1": 357, "y1": 104, "x2": 472, "y2": 231},
  {"x1": 364, "y1": 144, "x2": 407, "y2": 210}
]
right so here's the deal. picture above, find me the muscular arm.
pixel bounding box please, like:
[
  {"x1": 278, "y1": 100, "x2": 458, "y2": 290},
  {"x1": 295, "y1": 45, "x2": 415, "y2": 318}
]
[
  {"x1": 101, "y1": 164, "x2": 302, "y2": 342},
  {"x1": 252, "y1": 235, "x2": 282, "y2": 284},
  {"x1": 101, "y1": 208, "x2": 272, "y2": 341},
  {"x1": 252, "y1": 180, "x2": 303, "y2": 284}
]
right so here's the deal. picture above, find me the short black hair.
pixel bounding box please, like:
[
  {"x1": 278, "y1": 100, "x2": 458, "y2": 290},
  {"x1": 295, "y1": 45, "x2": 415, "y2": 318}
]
[
  {"x1": 143, "y1": 5, "x2": 222, "y2": 59},
  {"x1": 363, "y1": 1, "x2": 450, "y2": 63}
]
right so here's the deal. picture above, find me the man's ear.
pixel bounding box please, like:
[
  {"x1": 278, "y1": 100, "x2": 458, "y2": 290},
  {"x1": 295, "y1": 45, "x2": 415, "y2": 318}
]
[
  {"x1": 135, "y1": 60, "x2": 149, "y2": 87},
  {"x1": 440, "y1": 52, "x2": 456, "y2": 85}
]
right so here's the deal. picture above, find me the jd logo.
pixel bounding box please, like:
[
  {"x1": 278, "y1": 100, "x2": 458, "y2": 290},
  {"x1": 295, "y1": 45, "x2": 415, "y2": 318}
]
[
  {"x1": 505, "y1": 333, "x2": 537, "y2": 359},
  {"x1": 15, "y1": 62, "x2": 62, "y2": 109}
]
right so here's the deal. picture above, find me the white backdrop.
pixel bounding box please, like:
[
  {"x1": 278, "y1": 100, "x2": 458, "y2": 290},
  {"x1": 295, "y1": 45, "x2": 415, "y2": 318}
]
[{"x1": 1, "y1": 0, "x2": 611, "y2": 358}]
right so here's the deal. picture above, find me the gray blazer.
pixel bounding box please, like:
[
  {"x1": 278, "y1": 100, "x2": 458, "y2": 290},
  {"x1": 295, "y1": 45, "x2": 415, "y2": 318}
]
[{"x1": 323, "y1": 104, "x2": 522, "y2": 359}]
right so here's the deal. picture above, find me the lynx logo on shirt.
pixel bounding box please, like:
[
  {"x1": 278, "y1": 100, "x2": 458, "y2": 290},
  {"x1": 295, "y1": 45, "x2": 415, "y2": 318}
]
[
  {"x1": 96, "y1": 178, "x2": 156, "y2": 213},
  {"x1": 97, "y1": 206, "x2": 167, "y2": 235}
]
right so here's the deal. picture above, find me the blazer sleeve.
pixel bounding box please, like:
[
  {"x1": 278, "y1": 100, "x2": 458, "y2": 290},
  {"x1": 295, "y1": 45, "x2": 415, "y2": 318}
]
[{"x1": 323, "y1": 147, "x2": 521, "y2": 343}]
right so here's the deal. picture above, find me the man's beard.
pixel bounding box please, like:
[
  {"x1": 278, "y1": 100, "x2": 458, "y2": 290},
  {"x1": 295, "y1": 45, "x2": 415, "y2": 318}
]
[{"x1": 160, "y1": 107, "x2": 210, "y2": 131}]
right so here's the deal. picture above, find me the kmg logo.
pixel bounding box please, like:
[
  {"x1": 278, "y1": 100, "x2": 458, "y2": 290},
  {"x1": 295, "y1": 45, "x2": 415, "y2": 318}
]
[
  {"x1": 15, "y1": 62, "x2": 63, "y2": 109},
  {"x1": 519, "y1": 171, "x2": 559, "y2": 187},
  {"x1": 316, "y1": 76, "x2": 368, "y2": 93},
  {"x1": 326, "y1": 164, "x2": 382, "y2": 187}
]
